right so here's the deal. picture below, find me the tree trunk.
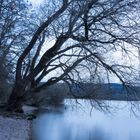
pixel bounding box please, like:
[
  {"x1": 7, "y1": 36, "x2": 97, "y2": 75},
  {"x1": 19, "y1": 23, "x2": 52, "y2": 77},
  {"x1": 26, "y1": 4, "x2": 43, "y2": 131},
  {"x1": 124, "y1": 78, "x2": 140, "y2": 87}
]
[{"x1": 7, "y1": 83, "x2": 25, "y2": 113}]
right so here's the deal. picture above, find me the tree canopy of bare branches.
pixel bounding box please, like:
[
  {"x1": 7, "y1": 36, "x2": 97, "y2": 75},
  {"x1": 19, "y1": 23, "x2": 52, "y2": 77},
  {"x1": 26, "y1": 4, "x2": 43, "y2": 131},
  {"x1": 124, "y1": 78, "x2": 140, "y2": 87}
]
[
  {"x1": 4, "y1": 0, "x2": 140, "y2": 112},
  {"x1": 0, "y1": 0, "x2": 32, "y2": 96}
]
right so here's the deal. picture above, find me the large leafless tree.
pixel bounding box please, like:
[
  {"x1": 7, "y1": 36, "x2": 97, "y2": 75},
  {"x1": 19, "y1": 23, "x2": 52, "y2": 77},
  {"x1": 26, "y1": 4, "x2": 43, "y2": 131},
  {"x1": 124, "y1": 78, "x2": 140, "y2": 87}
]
[{"x1": 5, "y1": 0, "x2": 140, "y2": 112}]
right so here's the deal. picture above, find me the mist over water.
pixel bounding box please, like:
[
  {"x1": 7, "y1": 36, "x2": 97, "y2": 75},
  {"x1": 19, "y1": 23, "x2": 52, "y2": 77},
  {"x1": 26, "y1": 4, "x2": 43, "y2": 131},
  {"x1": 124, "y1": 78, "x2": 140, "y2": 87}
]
[{"x1": 32, "y1": 100, "x2": 140, "y2": 140}]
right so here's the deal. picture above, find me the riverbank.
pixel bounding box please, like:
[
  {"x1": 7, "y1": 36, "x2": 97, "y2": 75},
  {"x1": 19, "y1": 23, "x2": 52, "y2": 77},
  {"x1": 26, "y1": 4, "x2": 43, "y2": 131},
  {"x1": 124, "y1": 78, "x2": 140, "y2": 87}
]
[{"x1": 0, "y1": 113, "x2": 31, "y2": 140}]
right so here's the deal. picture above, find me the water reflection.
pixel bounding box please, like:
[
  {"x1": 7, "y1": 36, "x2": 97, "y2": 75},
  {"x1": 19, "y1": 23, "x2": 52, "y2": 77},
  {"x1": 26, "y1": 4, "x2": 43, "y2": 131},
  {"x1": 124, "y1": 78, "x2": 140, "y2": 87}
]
[{"x1": 32, "y1": 100, "x2": 140, "y2": 140}]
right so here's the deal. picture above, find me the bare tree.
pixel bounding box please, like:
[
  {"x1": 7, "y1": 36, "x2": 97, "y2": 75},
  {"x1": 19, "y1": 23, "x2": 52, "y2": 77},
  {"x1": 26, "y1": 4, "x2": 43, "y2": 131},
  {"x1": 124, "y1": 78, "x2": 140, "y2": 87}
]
[
  {"x1": 5, "y1": 0, "x2": 140, "y2": 112},
  {"x1": 0, "y1": 0, "x2": 25, "y2": 96},
  {"x1": 0, "y1": 0, "x2": 39, "y2": 99}
]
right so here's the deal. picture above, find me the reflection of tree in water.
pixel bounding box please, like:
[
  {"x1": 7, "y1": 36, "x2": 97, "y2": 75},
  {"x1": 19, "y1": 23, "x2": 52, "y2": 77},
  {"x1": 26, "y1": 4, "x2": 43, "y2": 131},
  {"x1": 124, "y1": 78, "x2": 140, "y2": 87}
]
[
  {"x1": 33, "y1": 110, "x2": 110, "y2": 140},
  {"x1": 89, "y1": 126, "x2": 109, "y2": 140},
  {"x1": 32, "y1": 100, "x2": 140, "y2": 140},
  {"x1": 60, "y1": 124, "x2": 110, "y2": 140}
]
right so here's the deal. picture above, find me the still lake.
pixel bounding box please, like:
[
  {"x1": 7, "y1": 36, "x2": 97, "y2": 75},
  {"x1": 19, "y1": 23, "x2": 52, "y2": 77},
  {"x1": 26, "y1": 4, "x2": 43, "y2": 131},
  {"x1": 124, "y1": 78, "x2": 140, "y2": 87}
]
[{"x1": 32, "y1": 99, "x2": 140, "y2": 140}]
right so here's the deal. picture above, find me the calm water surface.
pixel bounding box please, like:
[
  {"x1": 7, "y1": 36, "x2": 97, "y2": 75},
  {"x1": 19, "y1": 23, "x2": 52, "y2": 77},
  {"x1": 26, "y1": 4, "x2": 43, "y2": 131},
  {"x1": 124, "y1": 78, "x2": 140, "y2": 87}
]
[{"x1": 32, "y1": 100, "x2": 140, "y2": 140}]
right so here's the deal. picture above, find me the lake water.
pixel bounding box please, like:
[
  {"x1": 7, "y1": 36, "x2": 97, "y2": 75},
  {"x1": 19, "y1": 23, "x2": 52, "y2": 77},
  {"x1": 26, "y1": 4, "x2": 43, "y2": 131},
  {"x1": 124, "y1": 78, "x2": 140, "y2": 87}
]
[{"x1": 32, "y1": 100, "x2": 140, "y2": 140}]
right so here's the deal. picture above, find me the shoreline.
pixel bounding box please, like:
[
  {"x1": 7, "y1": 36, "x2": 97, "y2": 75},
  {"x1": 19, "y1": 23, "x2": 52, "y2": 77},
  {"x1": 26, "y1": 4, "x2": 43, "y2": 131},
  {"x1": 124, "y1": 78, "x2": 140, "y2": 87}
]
[{"x1": 0, "y1": 114, "x2": 32, "y2": 140}]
